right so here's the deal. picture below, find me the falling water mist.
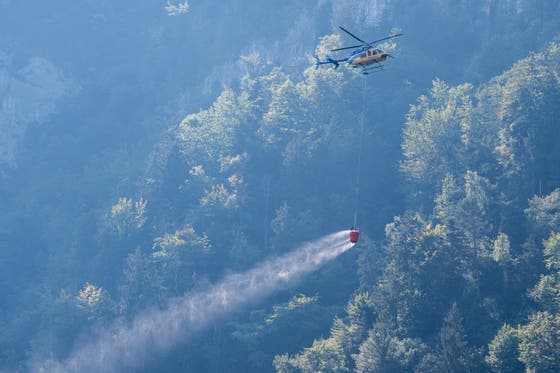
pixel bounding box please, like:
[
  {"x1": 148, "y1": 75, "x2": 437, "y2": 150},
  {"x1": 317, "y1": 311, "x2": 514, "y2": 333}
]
[{"x1": 38, "y1": 230, "x2": 354, "y2": 372}]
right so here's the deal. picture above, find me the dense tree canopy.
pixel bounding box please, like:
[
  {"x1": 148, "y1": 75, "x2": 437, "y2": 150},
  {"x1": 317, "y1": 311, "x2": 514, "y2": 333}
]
[{"x1": 0, "y1": 1, "x2": 559, "y2": 372}]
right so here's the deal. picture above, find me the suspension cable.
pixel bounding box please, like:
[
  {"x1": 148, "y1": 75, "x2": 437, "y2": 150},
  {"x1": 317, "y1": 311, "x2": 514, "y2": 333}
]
[{"x1": 353, "y1": 77, "x2": 367, "y2": 229}]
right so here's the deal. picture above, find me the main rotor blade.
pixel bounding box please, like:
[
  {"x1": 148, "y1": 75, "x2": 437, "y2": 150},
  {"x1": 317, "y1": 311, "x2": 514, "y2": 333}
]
[
  {"x1": 331, "y1": 44, "x2": 363, "y2": 52},
  {"x1": 331, "y1": 31, "x2": 404, "y2": 52},
  {"x1": 369, "y1": 33, "x2": 404, "y2": 44},
  {"x1": 339, "y1": 26, "x2": 371, "y2": 47}
]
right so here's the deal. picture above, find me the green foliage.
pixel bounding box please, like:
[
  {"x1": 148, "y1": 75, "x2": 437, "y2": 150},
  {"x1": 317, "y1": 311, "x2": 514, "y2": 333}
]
[
  {"x1": 75, "y1": 282, "x2": 115, "y2": 322},
  {"x1": 414, "y1": 352, "x2": 445, "y2": 373},
  {"x1": 491, "y1": 233, "x2": 512, "y2": 264},
  {"x1": 525, "y1": 189, "x2": 560, "y2": 237},
  {"x1": 433, "y1": 173, "x2": 462, "y2": 225},
  {"x1": 330, "y1": 293, "x2": 377, "y2": 364},
  {"x1": 277, "y1": 40, "x2": 560, "y2": 373},
  {"x1": 402, "y1": 43, "x2": 560, "y2": 204},
  {"x1": 401, "y1": 79, "x2": 474, "y2": 187},
  {"x1": 151, "y1": 226, "x2": 211, "y2": 294},
  {"x1": 3, "y1": 5, "x2": 560, "y2": 371},
  {"x1": 273, "y1": 337, "x2": 348, "y2": 373},
  {"x1": 531, "y1": 273, "x2": 560, "y2": 313},
  {"x1": 270, "y1": 202, "x2": 321, "y2": 250},
  {"x1": 491, "y1": 232, "x2": 516, "y2": 289},
  {"x1": 485, "y1": 324, "x2": 522, "y2": 373},
  {"x1": 344, "y1": 292, "x2": 376, "y2": 347},
  {"x1": 356, "y1": 238, "x2": 383, "y2": 291},
  {"x1": 530, "y1": 233, "x2": 560, "y2": 312},
  {"x1": 120, "y1": 249, "x2": 166, "y2": 313},
  {"x1": 353, "y1": 320, "x2": 426, "y2": 373},
  {"x1": 435, "y1": 303, "x2": 481, "y2": 373},
  {"x1": 544, "y1": 233, "x2": 560, "y2": 271},
  {"x1": 251, "y1": 39, "x2": 360, "y2": 167},
  {"x1": 165, "y1": 1, "x2": 189, "y2": 16},
  {"x1": 518, "y1": 311, "x2": 560, "y2": 372},
  {"x1": 487, "y1": 43, "x2": 560, "y2": 196},
  {"x1": 200, "y1": 183, "x2": 239, "y2": 209},
  {"x1": 260, "y1": 293, "x2": 330, "y2": 346},
  {"x1": 107, "y1": 196, "x2": 148, "y2": 237},
  {"x1": 376, "y1": 213, "x2": 462, "y2": 336},
  {"x1": 231, "y1": 294, "x2": 338, "y2": 372},
  {"x1": 229, "y1": 228, "x2": 259, "y2": 268},
  {"x1": 76, "y1": 283, "x2": 104, "y2": 308},
  {"x1": 266, "y1": 294, "x2": 319, "y2": 325},
  {"x1": 177, "y1": 89, "x2": 253, "y2": 167},
  {"x1": 499, "y1": 229, "x2": 560, "y2": 373},
  {"x1": 436, "y1": 170, "x2": 494, "y2": 249},
  {"x1": 272, "y1": 292, "x2": 376, "y2": 373}
]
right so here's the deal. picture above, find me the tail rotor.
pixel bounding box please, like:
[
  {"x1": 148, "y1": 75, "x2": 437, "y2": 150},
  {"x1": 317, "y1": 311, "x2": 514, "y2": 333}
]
[{"x1": 314, "y1": 55, "x2": 321, "y2": 70}]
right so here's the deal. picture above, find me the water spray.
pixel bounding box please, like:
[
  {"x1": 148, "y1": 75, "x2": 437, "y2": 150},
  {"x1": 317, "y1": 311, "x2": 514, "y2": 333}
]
[{"x1": 39, "y1": 230, "x2": 354, "y2": 372}]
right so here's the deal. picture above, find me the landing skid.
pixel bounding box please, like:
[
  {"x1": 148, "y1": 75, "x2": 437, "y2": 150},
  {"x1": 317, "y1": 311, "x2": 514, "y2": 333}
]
[{"x1": 362, "y1": 64, "x2": 384, "y2": 75}]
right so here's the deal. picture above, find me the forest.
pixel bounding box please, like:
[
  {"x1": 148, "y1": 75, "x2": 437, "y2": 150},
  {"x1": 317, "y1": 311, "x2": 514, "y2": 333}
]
[{"x1": 1, "y1": 1, "x2": 560, "y2": 372}]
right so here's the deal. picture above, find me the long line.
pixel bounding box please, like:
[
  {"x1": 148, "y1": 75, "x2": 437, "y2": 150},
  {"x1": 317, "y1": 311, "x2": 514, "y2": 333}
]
[{"x1": 354, "y1": 77, "x2": 367, "y2": 228}]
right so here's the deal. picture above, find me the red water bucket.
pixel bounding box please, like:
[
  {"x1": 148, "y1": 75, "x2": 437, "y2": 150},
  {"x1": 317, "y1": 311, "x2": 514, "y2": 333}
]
[{"x1": 349, "y1": 230, "x2": 360, "y2": 243}]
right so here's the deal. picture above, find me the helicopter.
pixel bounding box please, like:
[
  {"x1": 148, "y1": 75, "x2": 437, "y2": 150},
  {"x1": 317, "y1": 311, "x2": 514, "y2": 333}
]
[{"x1": 315, "y1": 26, "x2": 403, "y2": 75}]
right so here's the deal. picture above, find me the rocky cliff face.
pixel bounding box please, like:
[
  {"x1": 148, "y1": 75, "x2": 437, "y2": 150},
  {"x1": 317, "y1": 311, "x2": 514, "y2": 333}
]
[{"x1": 0, "y1": 55, "x2": 78, "y2": 169}]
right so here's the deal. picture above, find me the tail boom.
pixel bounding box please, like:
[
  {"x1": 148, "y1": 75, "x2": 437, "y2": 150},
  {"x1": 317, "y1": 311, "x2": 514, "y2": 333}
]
[{"x1": 315, "y1": 55, "x2": 344, "y2": 70}]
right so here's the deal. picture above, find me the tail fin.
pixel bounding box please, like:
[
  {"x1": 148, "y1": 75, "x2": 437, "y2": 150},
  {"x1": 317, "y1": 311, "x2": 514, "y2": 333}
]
[{"x1": 314, "y1": 55, "x2": 321, "y2": 70}]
